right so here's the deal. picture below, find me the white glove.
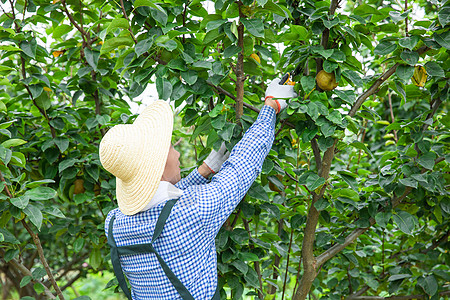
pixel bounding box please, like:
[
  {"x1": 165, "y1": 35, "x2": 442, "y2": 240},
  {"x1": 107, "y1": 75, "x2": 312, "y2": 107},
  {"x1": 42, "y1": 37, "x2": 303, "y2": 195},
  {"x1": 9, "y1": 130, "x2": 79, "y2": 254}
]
[
  {"x1": 264, "y1": 78, "x2": 298, "y2": 113},
  {"x1": 204, "y1": 142, "x2": 230, "y2": 173}
]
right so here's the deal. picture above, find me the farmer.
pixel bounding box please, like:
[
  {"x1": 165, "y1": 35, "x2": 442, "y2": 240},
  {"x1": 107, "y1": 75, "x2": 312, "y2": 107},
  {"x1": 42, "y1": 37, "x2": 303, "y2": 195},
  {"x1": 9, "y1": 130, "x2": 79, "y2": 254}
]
[{"x1": 100, "y1": 78, "x2": 296, "y2": 300}]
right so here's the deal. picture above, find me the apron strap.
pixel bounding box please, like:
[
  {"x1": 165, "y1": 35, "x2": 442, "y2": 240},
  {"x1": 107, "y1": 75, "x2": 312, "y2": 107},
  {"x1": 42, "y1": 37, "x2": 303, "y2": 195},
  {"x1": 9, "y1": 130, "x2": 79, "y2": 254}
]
[
  {"x1": 107, "y1": 214, "x2": 132, "y2": 300},
  {"x1": 108, "y1": 198, "x2": 217, "y2": 300}
]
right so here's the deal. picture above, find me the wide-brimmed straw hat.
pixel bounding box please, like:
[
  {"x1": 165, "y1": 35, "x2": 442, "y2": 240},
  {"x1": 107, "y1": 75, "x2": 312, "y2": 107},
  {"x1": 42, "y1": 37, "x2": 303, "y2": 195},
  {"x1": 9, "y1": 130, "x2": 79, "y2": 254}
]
[{"x1": 99, "y1": 100, "x2": 173, "y2": 215}]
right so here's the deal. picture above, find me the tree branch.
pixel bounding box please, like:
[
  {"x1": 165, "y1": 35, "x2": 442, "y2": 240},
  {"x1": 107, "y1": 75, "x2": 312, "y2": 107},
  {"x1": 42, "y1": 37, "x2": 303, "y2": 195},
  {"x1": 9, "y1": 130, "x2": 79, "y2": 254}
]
[
  {"x1": 242, "y1": 218, "x2": 264, "y2": 300},
  {"x1": 316, "y1": 0, "x2": 340, "y2": 75},
  {"x1": 316, "y1": 157, "x2": 445, "y2": 267},
  {"x1": 293, "y1": 141, "x2": 336, "y2": 300},
  {"x1": 119, "y1": 0, "x2": 137, "y2": 43},
  {"x1": 311, "y1": 138, "x2": 322, "y2": 168},
  {"x1": 207, "y1": 82, "x2": 296, "y2": 128},
  {"x1": 60, "y1": 0, "x2": 91, "y2": 44},
  {"x1": 235, "y1": 2, "x2": 245, "y2": 123},
  {"x1": 349, "y1": 46, "x2": 429, "y2": 117},
  {"x1": 0, "y1": 171, "x2": 13, "y2": 198},
  {"x1": 21, "y1": 220, "x2": 66, "y2": 300},
  {"x1": 20, "y1": 53, "x2": 56, "y2": 139},
  {"x1": 0, "y1": 249, "x2": 56, "y2": 299}
]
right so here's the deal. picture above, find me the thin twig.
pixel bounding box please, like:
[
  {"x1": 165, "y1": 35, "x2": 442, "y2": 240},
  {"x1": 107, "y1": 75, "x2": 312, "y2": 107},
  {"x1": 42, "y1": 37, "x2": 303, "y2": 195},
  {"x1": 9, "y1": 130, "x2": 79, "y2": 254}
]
[
  {"x1": 349, "y1": 46, "x2": 429, "y2": 116},
  {"x1": 0, "y1": 250, "x2": 56, "y2": 299},
  {"x1": 387, "y1": 91, "x2": 398, "y2": 141},
  {"x1": 119, "y1": 0, "x2": 137, "y2": 43},
  {"x1": 21, "y1": 220, "x2": 66, "y2": 300}
]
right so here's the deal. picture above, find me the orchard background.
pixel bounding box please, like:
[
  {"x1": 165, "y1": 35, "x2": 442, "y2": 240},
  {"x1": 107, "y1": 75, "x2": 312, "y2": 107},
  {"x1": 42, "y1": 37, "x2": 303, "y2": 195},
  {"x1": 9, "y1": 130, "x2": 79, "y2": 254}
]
[{"x1": 0, "y1": 0, "x2": 449, "y2": 298}]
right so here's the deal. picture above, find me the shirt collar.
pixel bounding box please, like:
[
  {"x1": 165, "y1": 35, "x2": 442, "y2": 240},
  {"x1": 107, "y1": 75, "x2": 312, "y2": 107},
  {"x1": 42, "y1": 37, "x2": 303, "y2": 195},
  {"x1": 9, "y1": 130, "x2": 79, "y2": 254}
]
[{"x1": 140, "y1": 181, "x2": 183, "y2": 212}]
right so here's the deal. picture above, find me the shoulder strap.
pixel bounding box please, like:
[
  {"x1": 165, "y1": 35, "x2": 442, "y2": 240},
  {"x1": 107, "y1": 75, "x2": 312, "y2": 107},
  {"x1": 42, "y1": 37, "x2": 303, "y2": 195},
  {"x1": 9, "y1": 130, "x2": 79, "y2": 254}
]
[
  {"x1": 108, "y1": 199, "x2": 206, "y2": 300},
  {"x1": 107, "y1": 214, "x2": 132, "y2": 300}
]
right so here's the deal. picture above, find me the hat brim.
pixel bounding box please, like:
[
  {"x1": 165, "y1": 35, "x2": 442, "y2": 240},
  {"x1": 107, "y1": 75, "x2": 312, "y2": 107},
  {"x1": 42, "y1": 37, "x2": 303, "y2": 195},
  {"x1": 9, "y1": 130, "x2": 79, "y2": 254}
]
[{"x1": 116, "y1": 101, "x2": 173, "y2": 215}]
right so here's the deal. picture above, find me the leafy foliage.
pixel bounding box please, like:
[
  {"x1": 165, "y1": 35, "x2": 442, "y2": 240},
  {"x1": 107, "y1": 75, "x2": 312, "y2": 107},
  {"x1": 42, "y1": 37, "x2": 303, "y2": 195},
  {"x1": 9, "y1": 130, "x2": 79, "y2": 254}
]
[{"x1": 0, "y1": 0, "x2": 449, "y2": 299}]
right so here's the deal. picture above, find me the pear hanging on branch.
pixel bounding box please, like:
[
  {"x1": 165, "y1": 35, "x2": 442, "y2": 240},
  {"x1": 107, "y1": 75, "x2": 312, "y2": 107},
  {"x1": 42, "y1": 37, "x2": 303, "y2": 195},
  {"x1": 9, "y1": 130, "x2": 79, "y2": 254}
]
[{"x1": 316, "y1": 70, "x2": 339, "y2": 91}]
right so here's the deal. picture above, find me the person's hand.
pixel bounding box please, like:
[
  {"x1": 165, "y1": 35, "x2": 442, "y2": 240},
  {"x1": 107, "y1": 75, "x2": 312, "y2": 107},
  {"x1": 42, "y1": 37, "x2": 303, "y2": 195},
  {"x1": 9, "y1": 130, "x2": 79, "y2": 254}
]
[
  {"x1": 204, "y1": 142, "x2": 230, "y2": 173},
  {"x1": 264, "y1": 78, "x2": 297, "y2": 113}
]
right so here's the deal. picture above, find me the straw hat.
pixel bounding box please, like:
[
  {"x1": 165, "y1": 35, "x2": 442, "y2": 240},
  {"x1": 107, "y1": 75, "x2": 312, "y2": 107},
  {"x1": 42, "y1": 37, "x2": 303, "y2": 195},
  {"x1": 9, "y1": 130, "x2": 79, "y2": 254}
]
[{"x1": 99, "y1": 100, "x2": 173, "y2": 215}]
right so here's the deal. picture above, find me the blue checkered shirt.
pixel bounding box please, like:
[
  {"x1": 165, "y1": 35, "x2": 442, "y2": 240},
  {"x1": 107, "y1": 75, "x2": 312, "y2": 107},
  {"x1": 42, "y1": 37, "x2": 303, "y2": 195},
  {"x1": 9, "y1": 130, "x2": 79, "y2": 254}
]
[{"x1": 105, "y1": 106, "x2": 276, "y2": 299}]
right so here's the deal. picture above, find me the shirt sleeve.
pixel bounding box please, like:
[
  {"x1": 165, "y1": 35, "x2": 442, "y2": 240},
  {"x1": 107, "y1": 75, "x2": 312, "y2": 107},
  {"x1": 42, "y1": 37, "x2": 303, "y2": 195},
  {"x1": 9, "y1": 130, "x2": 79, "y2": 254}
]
[
  {"x1": 194, "y1": 105, "x2": 276, "y2": 238},
  {"x1": 175, "y1": 167, "x2": 209, "y2": 190}
]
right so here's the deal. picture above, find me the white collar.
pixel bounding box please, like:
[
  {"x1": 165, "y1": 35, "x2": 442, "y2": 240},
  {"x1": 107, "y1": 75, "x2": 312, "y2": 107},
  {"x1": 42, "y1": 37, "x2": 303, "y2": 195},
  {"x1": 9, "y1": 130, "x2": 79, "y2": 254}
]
[{"x1": 140, "y1": 181, "x2": 183, "y2": 212}]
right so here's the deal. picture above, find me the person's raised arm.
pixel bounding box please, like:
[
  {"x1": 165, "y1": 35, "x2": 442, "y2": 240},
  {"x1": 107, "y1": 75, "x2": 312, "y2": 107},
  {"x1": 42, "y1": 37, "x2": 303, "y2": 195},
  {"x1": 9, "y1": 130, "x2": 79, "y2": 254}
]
[{"x1": 194, "y1": 79, "x2": 297, "y2": 237}]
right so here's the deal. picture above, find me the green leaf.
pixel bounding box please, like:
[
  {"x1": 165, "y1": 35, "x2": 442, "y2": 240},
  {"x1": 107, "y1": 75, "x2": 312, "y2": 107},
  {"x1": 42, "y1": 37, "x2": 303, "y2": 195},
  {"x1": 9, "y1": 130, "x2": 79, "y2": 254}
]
[
  {"x1": 24, "y1": 204, "x2": 43, "y2": 230},
  {"x1": 290, "y1": 25, "x2": 309, "y2": 40},
  {"x1": 100, "y1": 36, "x2": 134, "y2": 55},
  {"x1": 396, "y1": 64, "x2": 414, "y2": 81},
  {"x1": 181, "y1": 70, "x2": 198, "y2": 85},
  {"x1": 25, "y1": 187, "x2": 57, "y2": 201},
  {"x1": 389, "y1": 10, "x2": 407, "y2": 23},
  {"x1": 74, "y1": 237, "x2": 85, "y2": 252},
  {"x1": 400, "y1": 51, "x2": 419, "y2": 65},
  {"x1": 106, "y1": 18, "x2": 129, "y2": 34},
  {"x1": 156, "y1": 78, "x2": 172, "y2": 101},
  {"x1": 84, "y1": 48, "x2": 100, "y2": 71},
  {"x1": 58, "y1": 159, "x2": 77, "y2": 173},
  {"x1": 11, "y1": 196, "x2": 29, "y2": 209},
  {"x1": 323, "y1": 16, "x2": 340, "y2": 29},
  {"x1": 342, "y1": 70, "x2": 362, "y2": 87},
  {"x1": 338, "y1": 173, "x2": 358, "y2": 192},
  {"x1": 31, "y1": 267, "x2": 46, "y2": 280},
  {"x1": 314, "y1": 198, "x2": 329, "y2": 211},
  {"x1": 438, "y1": 7, "x2": 450, "y2": 26},
  {"x1": 354, "y1": 4, "x2": 380, "y2": 17},
  {"x1": 89, "y1": 247, "x2": 102, "y2": 270},
  {"x1": 334, "y1": 188, "x2": 359, "y2": 203},
  {"x1": 167, "y1": 58, "x2": 187, "y2": 71},
  {"x1": 241, "y1": 19, "x2": 264, "y2": 38},
  {"x1": 218, "y1": 123, "x2": 236, "y2": 142},
  {"x1": 1, "y1": 138, "x2": 27, "y2": 148},
  {"x1": 135, "y1": 38, "x2": 153, "y2": 57},
  {"x1": 20, "y1": 276, "x2": 32, "y2": 288},
  {"x1": 417, "y1": 275, "x2": 438, "y2": 296},
  {"x1": 53, "y1": 24, "x2": 72, "y2": 39},
  {"x1": 417, "y1": 152, "x2": 436, "y2": 170},
  {"x1": 323, "y1": 60, "x2": 338, "y2": 73},
  {"x1": 350, "y1": 141, "x2": 373, "y2": 158},
  {"x1": 399, "y1": 36, "x2": 419, "y2": 50},
  {"x1": 223, "y1": 45, "x2": 241, "y2": 58},
  {"x1": 388, "y1": 274, "x2": 412, "y2": 281},
  {"x1": 393, "y1": 210, "x2": 416, "y2": 235},
  {"x1": 399, "y1": 177, "x2": 417, "y2": 188},
  {"x1": 238, "y1": 252, "x2": 259, "y2": 262},
  {"x1": 373, "y1": 41, "x2": 397, "y2": 55},
  {"x1": 43, "y1": 205, "x2": 66, "y2": 218},
  {"x1": 375, "y1": 211, "x2": 392, "y2": 228},
  {"x1": 334, "y1": 90, "x2": 356, "y2": 105},
  {"x1": 4, "y1": 249, "x2": 19, "y2": 262},
  {"x1": 20, "y1": 38, "x2": 37, "y2": 59},
  {"x1": 54, "y1": 137, "x2": 69, "y2": 153},
  {"x1": 248, "y1": 182, "x2": 269, "y2": 201},
  {"x1": 305, "y1": 173, "x2": 326, "y2": 191},
  {"x1": 10, "y1": 152, "x2": 26, "y2": 167},
  {"x1": 150, "y1": 6, "x2": 168, "y2": 26},
  {"x1": 434, "y1": 31, "x2": 450, "y2": 50},
  {"x1": 424, "y1": 61, "x2": 444, "y2": 78},
  {"x1": 301, "y1": 76, "x2": 316, "y2": 94},
  {"x1": 231, "y1": 260, "x2": 248, "y2": 274}
]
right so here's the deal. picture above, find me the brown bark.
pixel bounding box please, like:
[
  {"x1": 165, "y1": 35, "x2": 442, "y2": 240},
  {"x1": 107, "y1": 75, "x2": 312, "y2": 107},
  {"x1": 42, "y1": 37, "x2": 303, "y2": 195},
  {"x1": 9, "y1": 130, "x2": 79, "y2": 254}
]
[
  {"x1": 349, "y1": 46, "x2": 429, "y2": 117},
  {"x1": 235, "y1": 2, "x2": 245, "y2": 123}
]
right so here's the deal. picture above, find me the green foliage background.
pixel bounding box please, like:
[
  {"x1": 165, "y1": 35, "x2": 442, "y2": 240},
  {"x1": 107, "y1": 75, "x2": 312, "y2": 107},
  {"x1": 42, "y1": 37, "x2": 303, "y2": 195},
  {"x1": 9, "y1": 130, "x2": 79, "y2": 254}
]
[{"x1": 0, "y1": 0, "x2": 449, "y2": 299}]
